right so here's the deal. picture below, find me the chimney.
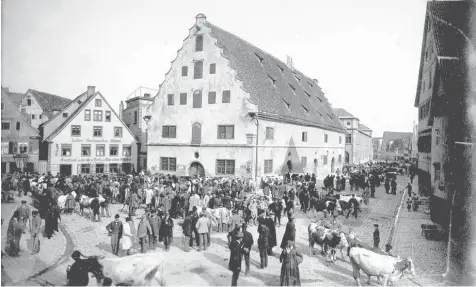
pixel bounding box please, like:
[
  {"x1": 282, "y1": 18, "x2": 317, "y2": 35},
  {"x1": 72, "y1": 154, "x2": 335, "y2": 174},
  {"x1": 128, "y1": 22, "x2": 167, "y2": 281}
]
[
  {"x1": 287, "y1": 56, "x2": 294, "y2": 70},
  {"x1": 144, "y1": 93, "x2": 150, "y2": 98},
  {"x1": 119, "y1": 101, "x2": 124, "y2": 120},
  {"x1": 87, "y1": 86, "x2": 95, "y2": 97},
  {"x1": 195, "y1": 13, "x2": 207, "y2": 25}
]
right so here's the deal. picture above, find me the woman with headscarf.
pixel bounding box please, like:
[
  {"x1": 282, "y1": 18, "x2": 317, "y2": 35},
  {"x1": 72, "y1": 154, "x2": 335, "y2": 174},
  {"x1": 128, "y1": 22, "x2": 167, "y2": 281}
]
[
  {"x1": 279, "y1": 240, "x2": 303, "y2": 286},
  {"x1": 6, "y1": 211, "x2": 23, "y2": 257}
]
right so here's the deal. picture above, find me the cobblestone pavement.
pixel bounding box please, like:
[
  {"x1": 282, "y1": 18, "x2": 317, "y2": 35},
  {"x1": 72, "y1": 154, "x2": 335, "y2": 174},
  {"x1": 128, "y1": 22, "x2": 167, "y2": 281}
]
[
  {"x1": 1, "y1": 195, "x2": 66, "y2": 285},
  {"x1": 22, "y1": 178, "x2": 418, "y2": 286},
  {"x1": 393, "y1": 180, "x2": 448, "y2": 286}
]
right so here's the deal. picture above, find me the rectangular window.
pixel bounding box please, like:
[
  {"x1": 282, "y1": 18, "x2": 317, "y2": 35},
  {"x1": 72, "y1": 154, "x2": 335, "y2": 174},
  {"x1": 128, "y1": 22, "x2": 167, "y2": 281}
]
[
  {"x1": 266, "y1": 127, "x2": 274, "y2": 140},
  {"x1": 93, "y1": 110, "x2": 103, "y2": 121},
  {"x1": 1, "y1": 122, "x2": 10, "y2": 131},
  {"x1": 208, "y1": 92, "x2": 216, "y2": 104},
  {"x1": 63, "y1": 113, "x2": 68, "y2": 118},
  {"x1": 81, "y1": 145, "x2": 91, "y2": 157},
  {"x1": 1, "y1": 143, "x2": 9, "y2": 154},
  {"x1": 81, "y1": 164, "x2": 91, "y2": 174},
  {"x1": 195, "y1": 35, "x2": 203, "y2": 52},
  {"x1": 39, "y1": 115, "x2": 42, "y2": 119},
  {"x1": 95, "y1": 99, "x2": 102, "y2": 107},
  {"x1": 134, "y1": 111, "x2": 138, "y2": 124},
  {"x1": 180, "y1": 93, "x2": 187, "y2": 105},
  {"x1": 346, "y1": 134, "x2": 352, "y2": 144},
  {"x1": 167, "y1": 94, "x2": 174, "y2": 106},
  {"x1": 339, "y1": 136, "x2": 342, "y2": 144},
  {"x1": 19, "y1": 143, "x2": 28, "y2": 154},
  {"x1": 193, "y1": 92, "x2": 202, "y2": 108},
  {"x1": 209, "y1": 63, "x2": 216, "y2": 74},
  {"x1": 324, "y1": 134, "x2": 328, "y2": 143},
  {"x1": 61, "y1": 144, "x2": 72, "y2": 157},
  {"x1": 71, "y1": 125, "x2": 81, "y2": 136},
  {"x1": 222, "y1": 90, "x2": 231, "y2": 103},
  {"x1": 105, "y1": 111, "x2": 111, "y2": 122},
  {"x1": 162, "y1": 126, "x2": 177, "y2": 138},
  {"x1": 216, "y1": 159, "x2": 235, "y2": 175},
  {"x1": 301, "y1": 157, "x2": 307, "y2": 168},
  {"x1": 114, "y1": 127, "x2": 123, "y2": 138},
  {"x1": 182, "y1": 66, "x2": 188, "y2": 76},
  {"x1": 123, "y1": 145, "x2": 131, "y2": 156},
  {"x1": 109, "y1": 163, "x2": 118, "y2": 173},
  {"x1": 322, "y1": 155, "x2": 328, "y2": 165},
  {"x1": 84, "y1": 110, "x2": 91, "y2": 121},
  {"x1": 160, "y1": 157, "x2": 177, "y2": 171},
  {"x1": 27, "y1": 99, "x2": 32, "y2": 106},
  {"x1": 109, "y1": 145, "x2": 119, "y2": 156},
  {"x1": 435, "y1": 129, "x2": 440, "y2": 145},
  {"x1": 96, "y1": 164, "x2": 104, "y2": 174},
  {"x1": 93, "y1": 126, "x2": 103, "y2": 137},
  {"x1": 1, "y1": 103, "x2": 4, "y2": 110},
  {"x1": 264, "y1": 159, "x2": 273, "y2": 174},
  {"x1": 16, "y1": 122, "x2": 21, "y2": 131},
  {"x1": 302, "y1": 132, "x2": 307, "y2": 142},
  {"x1": 32, "y1": 115, "x2": 35, "y2": 120},
  {"x1": 96, "y1": 144, "x2": 105, "y2": 156},
  {"x1": 338, "y1": 154, "x2": 342, "y2": 163},
  {"x1": 217, "y1": 125, "x2": 234, "y2": 139},
  {"x1": 194, "y1": 61, "x2": 203, "y2": 79}
]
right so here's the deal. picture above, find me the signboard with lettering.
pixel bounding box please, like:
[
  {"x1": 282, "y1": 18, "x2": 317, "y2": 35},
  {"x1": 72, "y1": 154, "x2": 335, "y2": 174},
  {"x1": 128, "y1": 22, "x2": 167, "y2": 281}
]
[
  {"x1": 59, "y1": 157, "x2": 132, "y2": 163},
  {"x1": 71, "y1": 138, "x2": 124, "y2": 143}
]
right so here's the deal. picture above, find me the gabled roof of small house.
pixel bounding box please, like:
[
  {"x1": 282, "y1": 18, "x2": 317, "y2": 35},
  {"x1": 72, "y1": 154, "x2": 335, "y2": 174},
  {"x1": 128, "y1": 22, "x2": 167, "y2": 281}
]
[
  {"x1": 203, "y1": 21, "x2": 345, "y2": 133},
  {"x1": 8, "y1": 92, "x2": 26, "y2": 107},
  {"x1": 382, "y1": 131, "x2": 412, "y2": 142},
  {"x1": 27, "y1": 89, "x2": 72, "y2": 118},
  {"x1": 40, "y1": 91, "x2": 88, "y2": 128},
  {"x1": 333, "y1": 108, "x2": 358, "y2": 119},
  {"x1": 1, "y1": 88, "x2": 39, "y2": 134},
  {"x1": 414, "y1": 1, "x2": 475, "y2": 107},
  {"x1": 44, "y1": 90, "x2": 139, "y2": 142},
  {"x1": 359, "y1": 123, "x2": 371, "y2": 131}
]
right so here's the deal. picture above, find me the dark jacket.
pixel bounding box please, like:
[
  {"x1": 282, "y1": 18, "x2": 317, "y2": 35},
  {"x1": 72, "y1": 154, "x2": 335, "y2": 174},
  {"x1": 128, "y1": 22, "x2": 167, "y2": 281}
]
[
  {"x1": 182, "y1": 216, "x2": 192, "y2": 236},
  {"x1": 258, "y1": 224, "x2": 270, "y2": 248},
  {"x1": 106, "y1": 221, "x2": 123, "y2": 239},
  {"x1": 148, "y1": 215, "x2": 160, "y2": 236},
  {"x1": 160, "y1": 217, "x2": 174, "y2": 238},
  {"x1": 280, "y1": 221, "x2": 296, "y2": 249},
  {"x1": 373, "y1": 229, "x2": 380, "y2": 242},
  {"x1": 242, "y1": 230, "x2": 254, "y2": 250},
  {"x1": 228, "y1": 240, "x2": 242, "y2": 271},
  {"x1": 68, "y1": 259, "x2": 89, "y2": 286}
]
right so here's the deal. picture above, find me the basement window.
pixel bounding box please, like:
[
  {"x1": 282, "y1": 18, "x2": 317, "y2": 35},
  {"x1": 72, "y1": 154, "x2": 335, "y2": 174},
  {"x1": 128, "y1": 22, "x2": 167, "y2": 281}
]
[
  {"x1": 255, "y1": 53, "x2": 264, "y2": 64},
  {"x1": 268, "y1": 75, "x2": 276, "y2": 86},
  {"x1": 282, "y1": 98, "x2": 291, "y2": 110}
]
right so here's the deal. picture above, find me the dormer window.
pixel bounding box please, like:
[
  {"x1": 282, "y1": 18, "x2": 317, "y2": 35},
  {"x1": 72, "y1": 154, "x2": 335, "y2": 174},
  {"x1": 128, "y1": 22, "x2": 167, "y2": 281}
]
[
  {"x1": 95, "y1": 99, "x2": 102, "y2": 107},
  {"x1": 27, "y1": 98, "x2": 32, "y2": 106},
  {"x1": 327, "y1": 113, "x2": 333, "y2": 120},
  {"x1": 255, "y1": 53, "x2": 264, "y2": 64},
  {"x1": 316, "y1": 110, "x2": 323, "y2": 118},
  {"x1": 277, "y1": 65, "x2": 284, "y2": 73},
  {"x1": 282, "y1": 98, "x2": 290, "y2": 110},
  {"x1": 289, "y1": 84, "x2": 296, "y2": 94},
  {"x1": 78, "y1": 100, "x2": 82, "y2": 104},
  {"x1": 304, "y1": 91, "x2": 311, "y2": 98},
  {"x1": 195, "y1": 34, "x2": 203, "y2": 52},
  {"x1": 268, "y1": 75, "x2": 276, "y2": 86},
  {"x1": 308, "y1": 81, "x2": 313, "y2": 88},
  {"x1": 302, "y1": 105, "x2": 309, "y2": 114},
  {"x1": 293, "y1": 73, "x2": 301, "y2": 82},
  {"x1": 316, "y1": 96, "x2": 323, "y2": 103}
]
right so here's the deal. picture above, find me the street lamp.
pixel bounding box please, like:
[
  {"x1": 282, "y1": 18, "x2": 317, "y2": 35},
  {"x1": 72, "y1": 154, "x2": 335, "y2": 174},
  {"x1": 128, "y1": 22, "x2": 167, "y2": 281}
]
[{"x1": 248, "y1": 111, "x2": 259, "y2": 182}]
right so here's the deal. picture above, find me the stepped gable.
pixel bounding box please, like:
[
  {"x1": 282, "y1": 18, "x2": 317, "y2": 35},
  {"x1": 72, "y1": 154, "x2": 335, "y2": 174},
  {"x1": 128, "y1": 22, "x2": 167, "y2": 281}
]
[
  {"x1": 29, "y1": 90, "x2": 72, "y2": 118},
  {"x1": 205, "y1": 22, "x2": 345, "y2": 133}
]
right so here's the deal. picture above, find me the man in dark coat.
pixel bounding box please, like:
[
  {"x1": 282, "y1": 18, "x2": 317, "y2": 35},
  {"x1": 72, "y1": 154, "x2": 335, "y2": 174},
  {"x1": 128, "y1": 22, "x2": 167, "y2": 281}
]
[
  {"x1": 241, "y1": 223, "x2": 254, "y2": 275},
  {"x1": 280, "y1": 214, "x2": 296, "y2": 249},
  {"x1": 189, "y1": 207, "x2": 200, "y2": 248},
  {"x1": 148, "y1": 210, "x2": 160, "y2": 250},
  {"x1": 106, "y1": 214, "x2": 123, "y2": 255},
  {"x1": 264, "y1": 213, "x2": 277, "y2": 255},
  {"x1": 373, "y1": 224, "x2": 380, "y2": 249},
  {"x1": 181, "y1": 211, "x2": 192, "y2": 251},
  {"x1": 67, "y1": 251, "x2": 89, "y2": 286},
  {"x1": 391, "y1": 179, "x2": 397, "y2": 195},
  {"x1": 229, "y1": 232, "x2": 243, "y2": 286},
  {"x1": 346, "y1": 195, "x2": 360, "y2": 219},
  {"x1": 257, "y1": 220, "x2": 270, "y2": 269}
]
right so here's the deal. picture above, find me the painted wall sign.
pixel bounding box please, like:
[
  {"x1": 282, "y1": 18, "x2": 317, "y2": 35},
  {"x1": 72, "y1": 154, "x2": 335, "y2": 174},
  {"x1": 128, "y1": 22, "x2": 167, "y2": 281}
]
[
  {"x1": 59, "y1": 157, "x2": 132, "y2": 163},
  {"x1": 71, "y1": 138, "x2": 124, "y2": 143}
]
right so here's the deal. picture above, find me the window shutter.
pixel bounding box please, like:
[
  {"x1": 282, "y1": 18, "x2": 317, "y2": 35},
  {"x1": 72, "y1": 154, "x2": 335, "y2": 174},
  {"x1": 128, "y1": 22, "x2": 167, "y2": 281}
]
[{"x1": 8, "y1": 142, "x2": 13, "y2": 154}]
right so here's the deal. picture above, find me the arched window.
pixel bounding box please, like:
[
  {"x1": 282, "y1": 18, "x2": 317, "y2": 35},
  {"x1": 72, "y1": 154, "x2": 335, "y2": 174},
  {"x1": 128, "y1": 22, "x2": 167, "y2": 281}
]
[
  {"x1": 194, "y1": 61, "x2": 203, "y2": 79},
  {"x1": 191, "y1": 122, "x2": 201, "y2": 145},
  {"x1": 195, "y1": 35, "x2": 203, "y2": 52},
  {"x1": 193, "y1": 90, "x2": 202, "y2": 108}
]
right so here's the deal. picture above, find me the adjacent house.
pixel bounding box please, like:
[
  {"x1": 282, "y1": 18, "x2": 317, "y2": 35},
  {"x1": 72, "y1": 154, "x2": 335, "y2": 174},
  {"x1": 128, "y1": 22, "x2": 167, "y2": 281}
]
[
  {"x1": 145, "y1": 14, "x2": 346, "y2": 180},
  {"x1": 18, "y1": 89, "x2": 71, "y2": 128},
  {"x1": 1, "y1": 88, "x2": 40, "y2": 173},
  {"x1": 379, "y1": 131, "x2": 412, "y2": 161},
  {"x1": 333, "y1": 108, "x2": 373, "y2": 164}
]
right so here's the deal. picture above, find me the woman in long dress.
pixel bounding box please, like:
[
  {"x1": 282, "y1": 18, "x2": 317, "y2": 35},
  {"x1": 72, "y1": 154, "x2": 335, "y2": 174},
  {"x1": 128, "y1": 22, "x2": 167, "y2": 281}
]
[
  {"x1": 279, "y1": 240, "x2": 303, "y2": 286},
  {"x1": 122, "y1": 217, "x2": 134, "y2": 255},
  {"x1": 6, "y1": 211, "x2": 23, "y2": 257}
]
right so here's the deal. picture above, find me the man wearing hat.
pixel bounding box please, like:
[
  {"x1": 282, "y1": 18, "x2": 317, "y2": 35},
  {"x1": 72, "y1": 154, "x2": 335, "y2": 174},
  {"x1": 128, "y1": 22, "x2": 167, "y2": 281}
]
[
  {"x1": 373, "y1": 224, "x2": 380, "y2": 249},
  {"x1": 67, "y1": 251, "x2": 89, "y2": 286},
  {"x1": 241, "y1": 223, "x2": 254, "y2": 275},
  {"x1": 30, "y1": 210, "x2": 42, "y2": 254},
  {"x1": 229, "y1": 231, "x2": 243, "y2": 286},
  {"x1": 137, "y1": 213, "x2": 152, "y2": 254},
  {"x1": 16, "y1": 200, "x2": 31, "y2": 233},
  {"x1": 106, "y1": 214, "x2": 123, "y2": 255}
]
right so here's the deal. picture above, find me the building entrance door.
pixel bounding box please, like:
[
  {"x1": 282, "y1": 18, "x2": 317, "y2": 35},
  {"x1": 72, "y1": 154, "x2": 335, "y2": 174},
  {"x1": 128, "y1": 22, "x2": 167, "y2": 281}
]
[
  {"x1": 59, "y1": 164, "x2": 72, "y2": 176},
  {"x1": 190, "y1": 162, "x2": 205, "y2": 177}
]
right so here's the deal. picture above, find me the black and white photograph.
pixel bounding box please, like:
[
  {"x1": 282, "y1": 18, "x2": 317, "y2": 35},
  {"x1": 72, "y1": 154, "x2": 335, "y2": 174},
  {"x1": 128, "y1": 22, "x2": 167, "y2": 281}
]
[{"x1": 1, "y1": 0, "x2": 475, "y2": 286}]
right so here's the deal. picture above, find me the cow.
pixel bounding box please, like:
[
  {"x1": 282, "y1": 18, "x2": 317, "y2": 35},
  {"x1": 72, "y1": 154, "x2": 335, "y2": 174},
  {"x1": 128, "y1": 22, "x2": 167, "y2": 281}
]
[
  {"x1": 79, "y1": 195, "x2": 101, "y2": 222},
  {"x1": 308, "y1": 223, "x2": 342, "y2": 262},
  {"x1": 349, "y1": 247, "x2": 415, "y2": 287}
]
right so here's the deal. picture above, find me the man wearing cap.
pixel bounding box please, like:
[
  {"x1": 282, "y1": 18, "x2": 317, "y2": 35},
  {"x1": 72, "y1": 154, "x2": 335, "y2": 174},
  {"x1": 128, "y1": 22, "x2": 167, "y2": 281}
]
[
  {"x1": 373, "y1": 224, "x2": 380, "y2": 249},
  {"x1": 196, "y1": 212, "x2": 210, "y2": 251},
  {"x1": 257, "y1": 219, "x2": 270, "y2": 269},
  {"x1": 67, "y1": 251, "x2": 89, "y2": 286},
  {"x1": 137, "y1": 213, "x2": 152, "y2": 253},
  {"x1": 106, "y1": 214, "x2": 123, "y2": 256},
  {"x1": 148, "y1": 210, "x2": 160, "y2": 250},
  {"x1": 16, "y1": 200, "x2": 31, "y2": 234},
  {"x1": 30, "y1": 210, "x2": 42, "y2": 254},
  {"x1": 241, "y1": 223, "x2": 254, "y2": 275},
  {"x1": 229, "y1": 231, "x2": 243, "y2": 286}
]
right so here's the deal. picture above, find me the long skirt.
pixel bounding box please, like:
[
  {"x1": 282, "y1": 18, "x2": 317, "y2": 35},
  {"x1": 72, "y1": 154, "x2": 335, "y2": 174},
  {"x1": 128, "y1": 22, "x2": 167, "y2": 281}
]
[
  {"x1": 280, "y1": 262, "x2": 301, "y2": 286},
  {"x1": 7, "y1": 237, "x2": 20, "y2": 257},
  {"x1": 31, "y1": 233, "x2": 41, "y2": 254}
]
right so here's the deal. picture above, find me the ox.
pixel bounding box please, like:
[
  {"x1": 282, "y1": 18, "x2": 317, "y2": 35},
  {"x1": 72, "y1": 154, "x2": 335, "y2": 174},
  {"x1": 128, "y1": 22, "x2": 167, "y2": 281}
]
[
  {"x1": 308, "y1": 223, "x2": 342, "y2": 262},
  {"x1": 78, "y1": 195, "x2": 102, "y2": 222},
  {"x1": 349, "y1": 247, "x2": 415, "y2": 287},
  {"x1": 310, "y1": 199, "x2": 337, "y2": 218}
]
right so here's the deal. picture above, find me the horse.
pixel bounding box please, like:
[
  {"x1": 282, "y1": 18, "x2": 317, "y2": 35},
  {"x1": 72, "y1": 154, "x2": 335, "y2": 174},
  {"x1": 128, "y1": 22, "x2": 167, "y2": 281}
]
[{"x1": 349, "y1": 247, "x2": 415, "y2": 287}]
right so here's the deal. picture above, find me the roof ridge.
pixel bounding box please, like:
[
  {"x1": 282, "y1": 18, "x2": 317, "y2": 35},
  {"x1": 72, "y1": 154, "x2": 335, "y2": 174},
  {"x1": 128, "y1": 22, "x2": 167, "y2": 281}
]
[
  {"x1": 29, "y1": 89, "x2": 71, "y2": 101},
  {"x1": 41, "y1": 91, "x2": 88, "y2": 127}
]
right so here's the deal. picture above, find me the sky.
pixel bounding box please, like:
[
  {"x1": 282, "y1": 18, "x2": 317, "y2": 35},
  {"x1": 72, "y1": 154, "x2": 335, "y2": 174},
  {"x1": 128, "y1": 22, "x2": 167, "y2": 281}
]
[{"x1": 1, "y1": 0, "x2": 426, "y2": 137}]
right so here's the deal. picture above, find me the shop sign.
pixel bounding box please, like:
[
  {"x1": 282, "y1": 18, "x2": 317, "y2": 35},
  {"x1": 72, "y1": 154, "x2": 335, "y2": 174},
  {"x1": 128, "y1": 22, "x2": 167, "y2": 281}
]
[
  {"x1": 71, "y1": 138, "x2": 124, "y2": 143},
  {"x1": 59, "y1": 157, "x2": 132, "y2": 163}
]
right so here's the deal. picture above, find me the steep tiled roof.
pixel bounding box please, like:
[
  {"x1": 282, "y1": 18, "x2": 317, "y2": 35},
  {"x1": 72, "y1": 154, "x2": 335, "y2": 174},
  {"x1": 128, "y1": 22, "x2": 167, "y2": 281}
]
[
  {"x1": 8, "y1": 92, "x2": 26, "y2": 107},
  {"x1": 28, "y1": 90, "x2": 72, "y2": 118},
  {"x1": 205, "y1": 22, "x2": 345, "y2": 133},
  {"x1": 359, "y1": 123, "x2": 371, "y2": 131},
  {"x1": 382, "y1": 131, "x2": 412, "y2": 142},
  {"x1": 333, "y1": 108, "x2": 357, "y2": 119},
  {"x1": 414, "y1": 1, "x2": 475, "y2": 107}
]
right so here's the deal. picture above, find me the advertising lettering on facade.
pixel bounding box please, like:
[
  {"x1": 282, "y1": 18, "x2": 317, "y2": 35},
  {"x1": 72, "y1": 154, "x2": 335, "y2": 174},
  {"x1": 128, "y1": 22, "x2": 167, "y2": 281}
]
[
  {"x1": 71, "y1": 138, "x2": 123, "y2": 143},
  {"x1": 59, "y1": 157, "x2": 132, "y2": 163}
]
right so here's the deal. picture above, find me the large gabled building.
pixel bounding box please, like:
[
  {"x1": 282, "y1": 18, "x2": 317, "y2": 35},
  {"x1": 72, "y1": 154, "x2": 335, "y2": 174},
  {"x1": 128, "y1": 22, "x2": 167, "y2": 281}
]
[
  {"x1": 18, "y1": 89, "x2": 71, "y2": 128},
  {"x1": 38, "y1": 86, "x2": 138, "y2": 175},
  {"x1": 146, "y1": 14, "x2": 346, "y2": 180}
]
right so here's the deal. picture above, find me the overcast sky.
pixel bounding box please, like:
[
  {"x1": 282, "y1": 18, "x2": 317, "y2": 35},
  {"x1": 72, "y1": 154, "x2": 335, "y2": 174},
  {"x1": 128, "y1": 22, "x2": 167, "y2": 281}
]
[{"x1": 1, "y1": 0, "x2": 426, "y2": 137}]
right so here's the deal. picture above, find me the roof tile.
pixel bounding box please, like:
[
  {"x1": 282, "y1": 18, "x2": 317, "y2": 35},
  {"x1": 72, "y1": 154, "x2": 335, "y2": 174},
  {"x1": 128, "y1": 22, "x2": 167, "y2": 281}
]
[{"x1": 29, "y1": 90, "x2": 72, "y2": 118}]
